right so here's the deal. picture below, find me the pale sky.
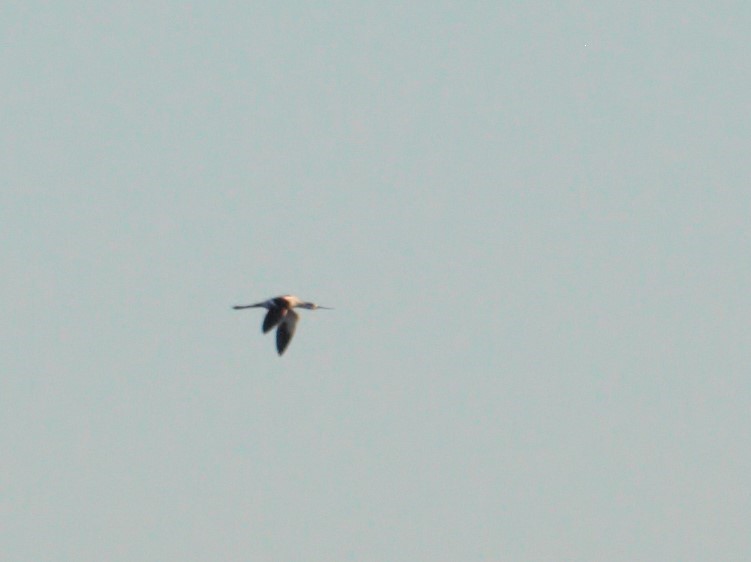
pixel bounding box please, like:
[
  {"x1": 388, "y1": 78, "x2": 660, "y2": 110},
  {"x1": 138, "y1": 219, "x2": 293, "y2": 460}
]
[{"x1": 2, "y1": 2, "x2": 750, "y2": 561}]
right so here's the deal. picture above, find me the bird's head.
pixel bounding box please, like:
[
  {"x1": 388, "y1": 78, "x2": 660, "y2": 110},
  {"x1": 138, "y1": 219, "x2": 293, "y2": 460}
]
[{"x1": 301, "y1": 302, "x2": 333, "y2": 310}]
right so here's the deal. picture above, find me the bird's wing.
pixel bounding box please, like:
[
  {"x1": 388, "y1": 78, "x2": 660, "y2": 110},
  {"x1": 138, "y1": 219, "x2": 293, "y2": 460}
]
[
  {"x1": 276, "y1": 309, "x2": 299, "y2": 355},
  {"x1": 262, "y1": 306, "x2": 287, "y2": 333}
]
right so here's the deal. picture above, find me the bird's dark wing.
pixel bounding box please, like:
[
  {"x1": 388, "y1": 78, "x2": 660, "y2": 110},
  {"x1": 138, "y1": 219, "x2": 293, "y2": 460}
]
[
  {"x1": 276, "y1": 310, "x2": 298, "y2": 355},
  {"x1": 262, "y1": 306, "x2": 287, "y2": 333}
]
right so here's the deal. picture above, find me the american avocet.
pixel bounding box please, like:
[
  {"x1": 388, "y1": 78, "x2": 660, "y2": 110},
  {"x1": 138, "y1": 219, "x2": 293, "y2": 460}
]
[{"x1": 233, "y1": 295, "x2": 332, "y2": 356}]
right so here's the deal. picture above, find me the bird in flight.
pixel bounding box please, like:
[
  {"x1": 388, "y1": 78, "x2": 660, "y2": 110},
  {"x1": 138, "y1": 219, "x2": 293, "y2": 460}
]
[{"x1": 233, "y1": 295, "x2": 333, "y2": 355}]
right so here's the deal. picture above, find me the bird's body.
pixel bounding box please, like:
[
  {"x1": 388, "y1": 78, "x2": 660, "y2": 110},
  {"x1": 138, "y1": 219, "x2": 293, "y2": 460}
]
[{"x1": 233, "y1": 295, "x2": 331, "y2": 355}]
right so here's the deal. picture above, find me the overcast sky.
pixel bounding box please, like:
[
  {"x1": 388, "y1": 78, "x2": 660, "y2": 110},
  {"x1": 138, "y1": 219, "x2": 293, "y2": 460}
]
[{"x1": 2, "y1": 2, "x2": 750, "y2": 561}]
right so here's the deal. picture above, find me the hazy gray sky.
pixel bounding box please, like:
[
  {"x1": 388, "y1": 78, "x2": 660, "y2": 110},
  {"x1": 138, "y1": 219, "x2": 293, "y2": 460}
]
[{"x1": 2, "y1": 2, "x2": 750, "y2": 561}]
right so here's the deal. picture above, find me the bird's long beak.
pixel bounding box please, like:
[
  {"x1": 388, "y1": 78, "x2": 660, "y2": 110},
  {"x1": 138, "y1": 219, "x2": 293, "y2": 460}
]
[{"x1": 317, "y1": 306, "x2": 334, "y2": 310}]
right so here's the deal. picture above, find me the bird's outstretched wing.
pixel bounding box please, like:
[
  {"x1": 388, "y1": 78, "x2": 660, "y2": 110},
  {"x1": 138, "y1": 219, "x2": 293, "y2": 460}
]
[
  {"x1": 263, "y1": 306, "x2": 287, "y2": 333},
  {"x1": 276, "y1": 310, "x2": 298, "y2": 355}
]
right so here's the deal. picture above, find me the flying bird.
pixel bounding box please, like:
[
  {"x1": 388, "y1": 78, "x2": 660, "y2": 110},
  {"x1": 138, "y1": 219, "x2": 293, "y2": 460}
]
[{"x1": 233, "y1": 295, "x2": 332, "y2": 355}]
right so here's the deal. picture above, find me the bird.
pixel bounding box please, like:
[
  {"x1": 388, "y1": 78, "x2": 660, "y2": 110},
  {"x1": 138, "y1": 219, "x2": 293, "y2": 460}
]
[{"x1": 233, "y1": 295, "x2": 332, "y2": 355}]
